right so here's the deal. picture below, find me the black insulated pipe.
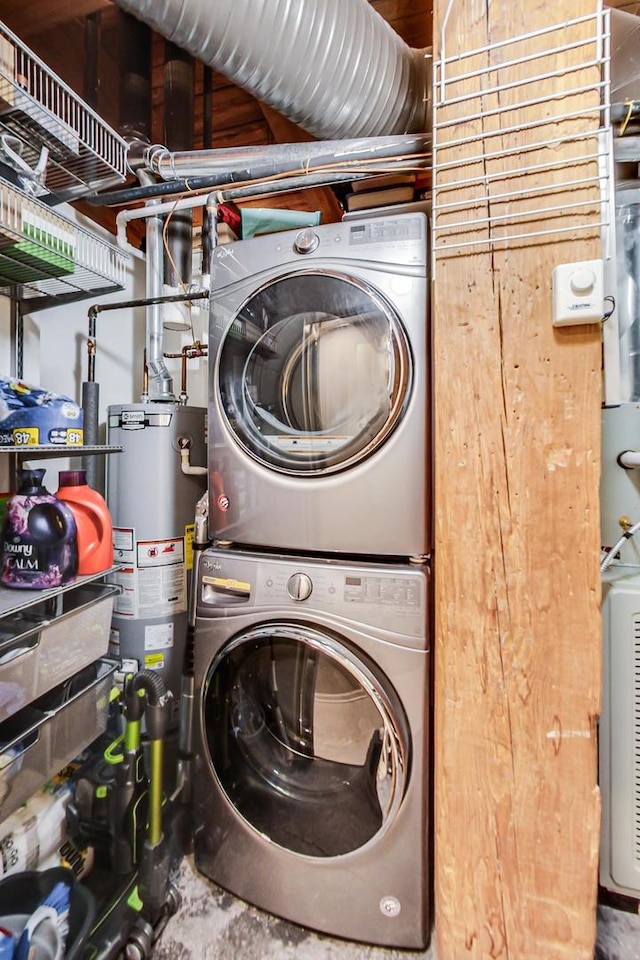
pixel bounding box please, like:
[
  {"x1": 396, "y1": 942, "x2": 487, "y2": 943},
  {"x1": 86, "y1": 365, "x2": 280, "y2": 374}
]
[
  {"x1": 87, "y1": 168, "x2": 386, "y2": 207},
  {"x1": 81, "y1": 381, "x2": 100, "y2": 489},
  {"x1": 117, "y1": 9, "x2": 152, "y2": 143},
  {"x1": 89, "y1": 135, "x2": 430, "y2": 206},
  {"x1": 163, "y1": 42, "x2": 195, "y2": 288},
  {"x1": 81, "y1": 289, "x2": 209, "y2": 485}
]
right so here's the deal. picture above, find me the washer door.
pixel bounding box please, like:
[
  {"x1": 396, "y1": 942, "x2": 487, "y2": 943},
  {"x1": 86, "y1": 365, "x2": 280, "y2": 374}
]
[
  {"x1": 202, "y1": 622, "x2": 410, "y2": 858},
  {"x1": 215, "y1": 271, "x2": 412, "y2": 476}
]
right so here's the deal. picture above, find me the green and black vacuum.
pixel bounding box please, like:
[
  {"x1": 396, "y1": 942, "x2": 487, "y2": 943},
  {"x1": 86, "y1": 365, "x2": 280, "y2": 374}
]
[{"x1": 68, "y1": 669, "x2": 180, "y2": 960}]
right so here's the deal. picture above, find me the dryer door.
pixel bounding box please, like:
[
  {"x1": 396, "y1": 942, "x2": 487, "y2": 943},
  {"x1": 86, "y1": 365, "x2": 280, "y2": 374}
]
[
  {"x1": 201, "y1": 622, "x2": 410, "y2": 858},
  {"x1": 214, "y1": 271, "x2": 412, "y2": 476}
]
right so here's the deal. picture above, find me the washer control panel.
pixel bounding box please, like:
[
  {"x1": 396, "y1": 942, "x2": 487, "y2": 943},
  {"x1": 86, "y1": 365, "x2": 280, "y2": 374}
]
[{"x1": 198, "y1": 549, "x2": 429, "y2": 644}]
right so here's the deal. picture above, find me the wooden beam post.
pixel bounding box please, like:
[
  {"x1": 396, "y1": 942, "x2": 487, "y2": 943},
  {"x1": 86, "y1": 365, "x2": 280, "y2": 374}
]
[{"x1": 432, "y1": 1, "x2": 603, "y2": 957}]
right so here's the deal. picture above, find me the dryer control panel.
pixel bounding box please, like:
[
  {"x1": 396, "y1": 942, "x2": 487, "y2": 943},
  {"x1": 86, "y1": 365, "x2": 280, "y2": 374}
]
[{"x1": 348, "y1": 216, "x2": 423, "y2": 246}]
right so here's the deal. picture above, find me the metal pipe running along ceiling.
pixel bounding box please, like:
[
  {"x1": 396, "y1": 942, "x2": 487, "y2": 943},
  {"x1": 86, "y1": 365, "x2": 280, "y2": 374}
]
[{"x1": 113, "y1": 0, "x2": 429, "y2": 140}]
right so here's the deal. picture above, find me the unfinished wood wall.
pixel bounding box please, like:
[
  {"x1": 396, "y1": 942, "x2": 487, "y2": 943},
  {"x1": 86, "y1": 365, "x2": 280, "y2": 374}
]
[
  {"x1": 432, "y1": 1, "x2": 603, "y2": 957},
  {"x1": 608, "y1": 0, "x2": 640, "y2": 13}
]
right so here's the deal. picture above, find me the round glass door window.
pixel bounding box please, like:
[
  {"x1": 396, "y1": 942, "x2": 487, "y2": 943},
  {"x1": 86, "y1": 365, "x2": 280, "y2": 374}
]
[
  {"x1": 215, "y1": 272, "x2": 412, "y2": 475},
  {"x1": 202, "y1": 623, "x2": 410, "y2": 858}
]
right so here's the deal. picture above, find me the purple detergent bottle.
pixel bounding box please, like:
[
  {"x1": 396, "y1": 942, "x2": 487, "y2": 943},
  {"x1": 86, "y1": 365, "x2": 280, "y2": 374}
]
[{"x1": 1, "y1": 468, "x2": 79, "y2": 589}]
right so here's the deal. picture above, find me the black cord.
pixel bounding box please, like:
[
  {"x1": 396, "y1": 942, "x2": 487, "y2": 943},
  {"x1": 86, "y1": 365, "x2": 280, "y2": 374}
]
[{"x1": 603, "y1": 296, "x2": 616, "y2": 321}]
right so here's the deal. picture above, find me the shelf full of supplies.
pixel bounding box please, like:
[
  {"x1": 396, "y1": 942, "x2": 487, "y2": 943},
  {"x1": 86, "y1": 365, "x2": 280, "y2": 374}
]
[{"x1": 0, "y1": 177, "x2": 129, "y2": 309}]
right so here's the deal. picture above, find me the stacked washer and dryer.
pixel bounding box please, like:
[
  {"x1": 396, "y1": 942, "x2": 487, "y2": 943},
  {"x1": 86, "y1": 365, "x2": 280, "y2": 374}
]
[{"x1": 193, "y1": 213, "x2": 431, "y2": 949}]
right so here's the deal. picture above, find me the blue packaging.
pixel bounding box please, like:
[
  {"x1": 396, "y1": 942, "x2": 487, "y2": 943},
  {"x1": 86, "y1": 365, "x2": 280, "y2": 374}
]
[
  {"x1": 0, "y1": 927, "x2": 13, "y2": 959},
  {"x1": 0, "y1": 379, "x2": 83, "y2": 448}
]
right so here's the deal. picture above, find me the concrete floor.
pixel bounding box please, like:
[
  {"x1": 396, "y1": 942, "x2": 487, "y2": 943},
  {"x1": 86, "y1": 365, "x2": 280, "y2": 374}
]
[
  {"x1": 153, "y1": 855, "x2": 436, "y2": 960},
  {"x1": 151, "y1": 855, "x2": 640, "y2": 960},
  {"x1": 596, "y1": 906, "x2": 640, "y2": 960}
]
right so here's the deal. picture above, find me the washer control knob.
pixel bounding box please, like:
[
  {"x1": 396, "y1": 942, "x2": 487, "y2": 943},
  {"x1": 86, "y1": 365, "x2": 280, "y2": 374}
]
[
  {"x1": 287, "y1": 572, "x2": 313, "y2": 601},
  {"x1": 293, "y1": 229, "x2": 319, "y2": 254}
]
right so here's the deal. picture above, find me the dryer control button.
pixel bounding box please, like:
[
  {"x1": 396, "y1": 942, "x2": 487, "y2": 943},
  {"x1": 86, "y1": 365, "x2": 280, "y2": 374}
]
[
  {"x1": 287, "y1": 572, "x2": 313, "y2": 601},
  {"x1": 293, "y1": 229, "x2": 319, "y2": 254}
]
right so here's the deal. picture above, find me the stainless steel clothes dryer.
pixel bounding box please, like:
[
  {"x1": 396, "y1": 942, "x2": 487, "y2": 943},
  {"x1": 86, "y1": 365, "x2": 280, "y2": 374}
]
[
  {"x1": 208, "y1": 213, "x2": 429, "y2": 559},
  {"x1": 193, "y1": 547, "x2": 431, "y2": 949}
]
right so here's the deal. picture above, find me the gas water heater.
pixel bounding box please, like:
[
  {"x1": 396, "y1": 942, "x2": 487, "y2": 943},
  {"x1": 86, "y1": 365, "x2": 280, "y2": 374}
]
[{"x1": 106, "y1": 402, "x2": 207, "y2": 725}]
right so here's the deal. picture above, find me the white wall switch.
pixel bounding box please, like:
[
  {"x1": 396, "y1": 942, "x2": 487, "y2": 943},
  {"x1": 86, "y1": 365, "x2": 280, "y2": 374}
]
[{"x1": 551, "y1": 259, "x2": 604, "y2": 327}]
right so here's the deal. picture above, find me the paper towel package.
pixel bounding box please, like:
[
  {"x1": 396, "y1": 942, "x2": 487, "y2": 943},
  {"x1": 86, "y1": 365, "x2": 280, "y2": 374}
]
[{"x1": 0, "y1": 378, "x2": 83, "y2": 447}]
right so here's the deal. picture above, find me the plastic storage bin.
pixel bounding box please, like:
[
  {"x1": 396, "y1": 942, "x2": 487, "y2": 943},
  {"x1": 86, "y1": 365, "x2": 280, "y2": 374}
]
[
  {"x1": 36, "y1": 658, "x2": 117, "y2": 775},
  {"x1": 0, "y1": 658, "x2": 117, "y2": 821},
  {"x1": 0, "y1": 583, "x2": 117, "y2": 723},
  {"x1": 0, "y1": 866, "x2": 95, "y2": 960},
  {"x1": 0, "y1": 706, "x2": 50, "y2": 822}
]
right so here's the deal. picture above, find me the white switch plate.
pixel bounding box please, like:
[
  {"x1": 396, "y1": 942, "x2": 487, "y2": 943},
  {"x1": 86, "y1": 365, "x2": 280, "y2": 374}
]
[{"x1": 551, "y1": 259, "x2": 604, "y2": 326}]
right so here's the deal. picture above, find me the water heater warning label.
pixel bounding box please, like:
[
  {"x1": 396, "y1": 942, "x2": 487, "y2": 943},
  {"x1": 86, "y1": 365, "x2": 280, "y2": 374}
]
[
  {"x1": 137, "y1": 564, "x2": 186, "y2": 617},
  {"x1": 137, "y1": 538, "x2": 185, "y2": 567},
  {"x1": 113, "y1": 527, "x2": 135, "y2": 565},
  {"x1": 145, "y1": 653, "x2": 165, "y2": 671},
  {"x1": 112, "y1": 568, "x2": 135, "y2": 616},
  {"x1": 185, "y1": 524, "x2": 195, "y2": 571},
  {"x1": 112, "y1": 560, "x2": 187, "y2": 618},
  {"x1": 145, "y1": 622, "x2": 174, "y2": 650}
]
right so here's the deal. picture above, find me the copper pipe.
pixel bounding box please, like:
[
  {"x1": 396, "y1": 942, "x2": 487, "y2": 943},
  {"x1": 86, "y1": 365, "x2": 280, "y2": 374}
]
[{"x1": 163, "y1": 340, "x2": 208, "y2": 400}]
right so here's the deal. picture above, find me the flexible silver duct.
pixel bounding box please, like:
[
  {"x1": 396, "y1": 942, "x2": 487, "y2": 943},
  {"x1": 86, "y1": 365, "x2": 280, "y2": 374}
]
[{"x1": 114, "y1": 0, "x2": 428, "y2": 139}]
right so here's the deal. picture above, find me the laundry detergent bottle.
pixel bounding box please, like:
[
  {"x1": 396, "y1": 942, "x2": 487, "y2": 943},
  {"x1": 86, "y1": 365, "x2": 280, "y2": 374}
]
[
  {"x1": 55, "y1": 469, "x2": 114, "y2": 575},
  {"x1": 1, "y1": 468, "x2": 78, "y2": 589}
]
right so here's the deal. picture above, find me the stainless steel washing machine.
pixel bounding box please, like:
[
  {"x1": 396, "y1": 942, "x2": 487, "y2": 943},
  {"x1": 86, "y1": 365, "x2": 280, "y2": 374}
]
[
  {"x1": 208, "y1": 213, "x2": 429, "y2": 559},
  {"x1": 193, "y1": 546, "x2": 431, "y2": 949}
]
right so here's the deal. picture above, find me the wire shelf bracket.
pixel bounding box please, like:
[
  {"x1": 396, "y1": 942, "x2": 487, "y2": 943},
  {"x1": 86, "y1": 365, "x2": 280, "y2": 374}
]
[
  {"x1": 0, "y1": 20, "x2": 128, "y2": 202},
  {"x1": 431, "y1": 5, "x2": 612, "y2": 267}
]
